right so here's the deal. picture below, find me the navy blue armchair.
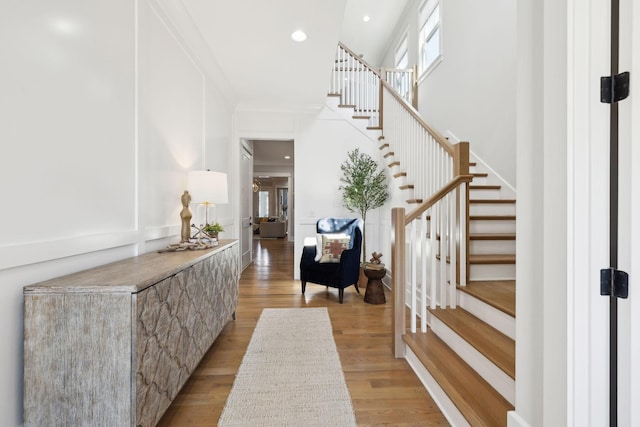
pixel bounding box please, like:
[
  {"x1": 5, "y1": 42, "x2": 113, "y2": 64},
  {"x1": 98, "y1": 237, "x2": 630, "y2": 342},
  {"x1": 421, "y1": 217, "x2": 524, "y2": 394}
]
[{"x1": 300, "y1": 218, "x2": 363, "y2": 303}]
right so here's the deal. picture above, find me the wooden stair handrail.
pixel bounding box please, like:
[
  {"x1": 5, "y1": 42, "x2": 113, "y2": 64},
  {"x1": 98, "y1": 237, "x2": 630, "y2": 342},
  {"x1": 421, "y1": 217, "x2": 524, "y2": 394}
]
[
  {"x1": 337, "y1": 42, "x2": 382, "y2": 78},
  {"x1": 380, "y1": 79, "x2": 455, "y2": 156},
  {"x1": 405, "y1": 174, "x2": 474, "y2": 224}
]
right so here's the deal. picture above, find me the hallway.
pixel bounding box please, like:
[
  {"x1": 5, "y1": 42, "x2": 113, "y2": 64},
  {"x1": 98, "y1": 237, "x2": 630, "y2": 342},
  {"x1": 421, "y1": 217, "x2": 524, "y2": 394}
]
[{"x1": 158, "y1": 238, "x2": 448, "y2": 426}]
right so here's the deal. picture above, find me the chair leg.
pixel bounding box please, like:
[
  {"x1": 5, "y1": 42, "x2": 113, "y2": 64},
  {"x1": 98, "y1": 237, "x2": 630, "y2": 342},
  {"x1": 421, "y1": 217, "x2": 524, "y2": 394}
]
[
  {"x1": 354, "y1": 283, "x2": 360, "y2": 294},
  {"x1": 301, "y1": 281, "x2": 306, "y2": 294},
  {"x1": 339, "y1": 288, "x2": 344, "y2": 304}
]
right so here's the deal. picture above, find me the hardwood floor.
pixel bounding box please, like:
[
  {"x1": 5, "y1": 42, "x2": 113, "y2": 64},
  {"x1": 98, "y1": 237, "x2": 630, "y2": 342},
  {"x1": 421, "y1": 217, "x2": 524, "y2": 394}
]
[{"x1": 158, "y1": 237, "x2": 449, "y2": 426}]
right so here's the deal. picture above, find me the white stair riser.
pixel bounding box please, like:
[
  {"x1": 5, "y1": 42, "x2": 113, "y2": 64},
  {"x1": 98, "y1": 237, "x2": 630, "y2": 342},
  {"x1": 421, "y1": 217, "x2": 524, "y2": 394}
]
[
  {"x1": 429, "y1": 314, "x2": 515, "y2": 405},
  {"x1": 470, "y1": 175, "x2": 487, "y2": 185},
  {"x1": 326, "y1": 96, "x2": 340, "y2": 109},
  {"x1": 393, "y1": 175, "x2": 409, "y2": 186},
  {"x1": 469, "y1": 202, "x2": 516, "y2": 216},
  {"x1": 457, "y1": 290, "x2": 515, "y2": 339},
  {"x1": 469, "y1": 263, "x2": 516, "y2": 281},
  {"x1": 469, "y1": 239, "x2": 516, "y2": 255},
  {"x1": 469, "y1": 220, "x2": 516, "y2": 234},
  {"x1": 469, "y1": 188, "x2": 501, "y2": 199}
]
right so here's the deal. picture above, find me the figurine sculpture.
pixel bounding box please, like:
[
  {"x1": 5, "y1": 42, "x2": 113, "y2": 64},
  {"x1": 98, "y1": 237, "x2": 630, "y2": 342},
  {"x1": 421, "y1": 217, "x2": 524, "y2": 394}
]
[
  {"x1": 180, "y1": 191, "x2": 192, "y2": 243},
  {"x1": 366, "y1": 252, "x2": 385, "y2": 270},
  {"x1": 369, "y1": 252, "x2": 383, "y2": 264}
]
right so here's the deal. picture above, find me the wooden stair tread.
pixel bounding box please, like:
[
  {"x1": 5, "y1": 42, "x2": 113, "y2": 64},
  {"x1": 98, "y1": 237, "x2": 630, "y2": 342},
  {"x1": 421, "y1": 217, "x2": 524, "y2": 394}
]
[
  {"x1": 469, "y1": 254, "x2": 516, "y2": 264},
  {"x1": 404, "y1": 330, "x2": 513, "y2": 427},
  {"x1": 472, "y1": 172, "x2": 488, "y2": 178},
  {"x1": 406, "y1": 199, "x2": 423, "y2": 204},
  {"x1": 338, "y1": 104, "x2": 356, "y2": 109},
  {"x1": 470, "y1": 215, "x2": 516, "y2": 221},
  {"x1": 429, "y1": 308, "x2": 515, "y2": 379},
  {"x1": 388, "y1": 160, "x2": 400, "y2": 167},
  {"x1": 470, "y1": 184, "x2": 502, "y2": 190},
  {"x1": 399, "y1": 184, "x2": 414, "y2": 190},
  {"x1": 458, "y1": 281, "x2": 516, "y2": 317},
  {"x1": 470, "y1": 233, "x2": 516, "y2": 240},
  {"x1": 470, "y1": 199, "x2": 516, "y2": 204},
  {"x1": 352, "y1": 115, "x2": 370, "y2": 120},
  {"x1": 393, "y1": 172, "x2": 407, "y2": 178}
]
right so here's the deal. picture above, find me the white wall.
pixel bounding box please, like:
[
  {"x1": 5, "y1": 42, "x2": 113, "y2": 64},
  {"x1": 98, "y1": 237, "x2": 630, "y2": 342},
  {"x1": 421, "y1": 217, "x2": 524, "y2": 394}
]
[
  {"x1": 0, "y1": 1, "x2": 235, "y2": 424},
  {"x1": 381, "y1": 0, "x2": 517, "y2": 187},
  {"x1": 293, "y1": 107, "x2": 388, "y2": 279}
]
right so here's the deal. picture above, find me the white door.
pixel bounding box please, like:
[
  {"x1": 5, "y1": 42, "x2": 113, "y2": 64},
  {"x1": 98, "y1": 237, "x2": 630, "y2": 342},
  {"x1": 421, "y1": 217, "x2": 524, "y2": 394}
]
[
  {"x1": 617, "y1": 0, "x2": 638, "y2": 424},
  {"x1": 240, "y1": 143, "x2": 253, "y2": 270}
]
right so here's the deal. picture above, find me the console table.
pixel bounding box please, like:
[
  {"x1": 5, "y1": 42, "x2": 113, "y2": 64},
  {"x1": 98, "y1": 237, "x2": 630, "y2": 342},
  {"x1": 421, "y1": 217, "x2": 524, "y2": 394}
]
[{"x1": 23, "y1": 240, "x2": 239, "y2": 427}]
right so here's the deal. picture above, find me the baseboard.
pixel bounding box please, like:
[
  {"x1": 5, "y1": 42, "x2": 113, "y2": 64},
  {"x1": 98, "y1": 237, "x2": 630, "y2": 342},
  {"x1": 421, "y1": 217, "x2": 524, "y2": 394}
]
[
  {"x1": 507, "y1": 411, "x2": 531, "y2": 427},
  {"x1": 405, "y1": 346, "x2": 471, "y2": 427}
]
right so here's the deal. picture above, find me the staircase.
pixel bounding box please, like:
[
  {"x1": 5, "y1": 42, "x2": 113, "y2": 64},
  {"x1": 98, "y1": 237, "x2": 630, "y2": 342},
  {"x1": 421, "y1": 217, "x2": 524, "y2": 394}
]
[
  {"x1": 405, "y1": 160, "x2": 516, "y2": 426},
  {"x1": 383, "y1": 132, "x2": 516, "y2": 425},
  {"x1": 329, "y1": 42, "x2": 516, "y2": 426}
]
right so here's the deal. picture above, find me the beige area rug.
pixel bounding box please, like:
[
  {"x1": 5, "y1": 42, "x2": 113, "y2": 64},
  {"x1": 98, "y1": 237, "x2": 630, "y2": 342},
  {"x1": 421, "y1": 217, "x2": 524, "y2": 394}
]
[{"x1": 218, "y1": 307, "x2": 357, "y2": 426}]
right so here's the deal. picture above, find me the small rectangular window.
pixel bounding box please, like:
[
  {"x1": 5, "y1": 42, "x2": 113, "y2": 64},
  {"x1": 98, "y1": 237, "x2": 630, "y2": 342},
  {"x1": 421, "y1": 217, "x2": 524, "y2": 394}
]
[
  {"x1": 395, "y1": 34, "x2": 409, "y2": 69},
  {"x1": 418, "y1": 0, "x2": 441, "y2": 76},
  {"x1": 258, "y1": 191, "x2": 269, "y2": 217}
]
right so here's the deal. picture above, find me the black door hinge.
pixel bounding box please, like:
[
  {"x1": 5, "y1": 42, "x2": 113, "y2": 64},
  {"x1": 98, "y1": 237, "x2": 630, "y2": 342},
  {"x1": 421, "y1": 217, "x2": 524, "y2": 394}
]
[
  {"x1": 601, "y1": 71, "x2": 630, "y2": 104},
  {"x1": 600, "y1": 268, "x2": 629, "y2": 299}
]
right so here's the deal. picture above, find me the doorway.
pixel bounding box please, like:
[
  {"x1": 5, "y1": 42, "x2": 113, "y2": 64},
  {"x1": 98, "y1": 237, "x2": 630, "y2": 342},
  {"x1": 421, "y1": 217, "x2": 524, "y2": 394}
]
[{"x1": 250, "y1": 139, "x2": 294, "y2": 240}]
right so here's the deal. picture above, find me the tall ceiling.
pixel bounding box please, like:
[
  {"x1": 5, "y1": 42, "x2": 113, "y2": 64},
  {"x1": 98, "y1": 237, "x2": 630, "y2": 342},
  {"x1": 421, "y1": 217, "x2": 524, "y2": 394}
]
[
  {"x1": 162, "y1": 0, "x2": 409, "y2": 166},
  {"x1": 166, "y1": 0, "x2": 408, "y2": 111}
]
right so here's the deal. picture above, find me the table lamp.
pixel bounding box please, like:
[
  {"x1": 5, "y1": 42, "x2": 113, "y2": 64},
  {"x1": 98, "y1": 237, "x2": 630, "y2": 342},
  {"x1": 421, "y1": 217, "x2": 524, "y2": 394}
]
[{"x1": 188, "y1": 170, "x2": 228, "y2": 229}]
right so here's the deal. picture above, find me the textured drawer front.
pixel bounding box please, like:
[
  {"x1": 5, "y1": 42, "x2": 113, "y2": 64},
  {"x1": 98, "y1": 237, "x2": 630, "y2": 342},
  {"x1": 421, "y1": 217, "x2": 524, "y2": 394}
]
[{"x1": 135, "y1": 244, "x2": 239, "y2": 427}]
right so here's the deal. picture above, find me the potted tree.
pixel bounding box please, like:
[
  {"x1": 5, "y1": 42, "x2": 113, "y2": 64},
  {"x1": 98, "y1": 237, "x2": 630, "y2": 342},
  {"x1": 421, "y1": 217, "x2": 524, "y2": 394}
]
[{"x1": 338, "y1": 148, "x2": 389, "y2": 282}]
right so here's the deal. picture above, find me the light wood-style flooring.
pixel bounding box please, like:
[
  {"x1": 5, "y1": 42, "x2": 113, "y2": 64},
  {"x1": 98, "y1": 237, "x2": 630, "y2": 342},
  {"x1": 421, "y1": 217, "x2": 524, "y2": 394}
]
[{"x1": 158, "y1": 237, "x2": 448, "y2": 426}]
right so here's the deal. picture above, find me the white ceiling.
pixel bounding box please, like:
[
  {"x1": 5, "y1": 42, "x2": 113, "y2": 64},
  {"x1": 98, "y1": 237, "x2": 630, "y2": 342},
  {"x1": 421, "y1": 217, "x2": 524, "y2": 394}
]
[
  {"x1": 339, "y1": 0, "x2": 409, "y2": 66},
  {"x1": 171, "y1": 0, "x2": 408, "y2": 111},
  {"x1": 165, "y1": 0, "x2": 409, "y2": 164}
]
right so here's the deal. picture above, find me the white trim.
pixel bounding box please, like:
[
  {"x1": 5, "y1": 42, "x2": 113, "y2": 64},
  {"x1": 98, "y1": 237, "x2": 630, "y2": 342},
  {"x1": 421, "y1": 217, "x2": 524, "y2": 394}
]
[
  {"x1": 405, "y1": 345, "x2": 471, "y2": 427},
  {"x1": 617, "y1": 0, "x2": 639, "y2": 425},
  {"x1": 0, "y1": 231, "x2": 139, "y2": 271},
  {"x1": 567, "y1": 0, "x2": 611, "y2": 425},
  {"x1": 507, "y1": 411, "x2": 532, "y2": 427}
]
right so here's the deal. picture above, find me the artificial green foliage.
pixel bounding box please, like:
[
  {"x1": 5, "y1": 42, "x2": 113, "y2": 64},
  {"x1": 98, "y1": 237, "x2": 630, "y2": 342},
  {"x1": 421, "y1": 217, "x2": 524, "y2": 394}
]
[
  {"x1": 339, "y1": 148, "x2": 389, "y2": 262},
  {"x1": 203, "y1": 222, "x2": 224, "y2": 234}
]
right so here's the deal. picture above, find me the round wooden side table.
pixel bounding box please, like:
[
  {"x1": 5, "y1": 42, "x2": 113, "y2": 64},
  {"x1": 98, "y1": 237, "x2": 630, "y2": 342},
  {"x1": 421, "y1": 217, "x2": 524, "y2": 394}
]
[{"x1": 363, "y1": 266, "x2": 386, "y2": 304}]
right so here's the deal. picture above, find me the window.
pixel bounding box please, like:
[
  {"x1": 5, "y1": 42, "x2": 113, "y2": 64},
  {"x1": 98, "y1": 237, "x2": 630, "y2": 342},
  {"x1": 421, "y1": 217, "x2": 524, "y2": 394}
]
[
  {"x1": 258, "y1": 191, "x2": 269, "y2": 217},
  {"x1": 393, "y1": 34, "x2": 412, "y2": 101},
  {"x1": 277, "y1": 187, "x2": 288, "y2": 219},
  {"x1": 418, "y1": 0, "x2": 441, "y2": 76},
  {"x1": 395, "y1": 34, "x2": 409, "y2": 69}
]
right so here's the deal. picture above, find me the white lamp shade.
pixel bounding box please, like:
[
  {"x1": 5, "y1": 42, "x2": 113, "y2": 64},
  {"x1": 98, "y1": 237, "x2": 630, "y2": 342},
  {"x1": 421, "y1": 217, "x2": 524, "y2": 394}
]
[{"x1": 188, "y1": 171, "x2": 228, "y2": 204}]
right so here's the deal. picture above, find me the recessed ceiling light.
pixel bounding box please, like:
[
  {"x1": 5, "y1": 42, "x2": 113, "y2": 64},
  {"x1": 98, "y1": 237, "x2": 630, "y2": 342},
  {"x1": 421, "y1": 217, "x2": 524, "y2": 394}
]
[
  {"x1": 363, "y1": 15, "x2": 370, "y2": 22},
  {"x1": 291, "y1": 30, "x2": 307, "y2": 42},
  {"x1": 284, "y1": 155, "x2": 291, "y2": 159}
]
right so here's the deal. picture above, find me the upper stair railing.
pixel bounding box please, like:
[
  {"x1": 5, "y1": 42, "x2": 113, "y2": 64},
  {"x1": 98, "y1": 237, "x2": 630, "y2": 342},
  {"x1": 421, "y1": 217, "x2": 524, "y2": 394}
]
[
  {"x1": 330, "y1": 43, "x2": 382, "y2": 128},
  {"x1": 330, "y1": 43, "x2": 471, "y2": 357}
]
